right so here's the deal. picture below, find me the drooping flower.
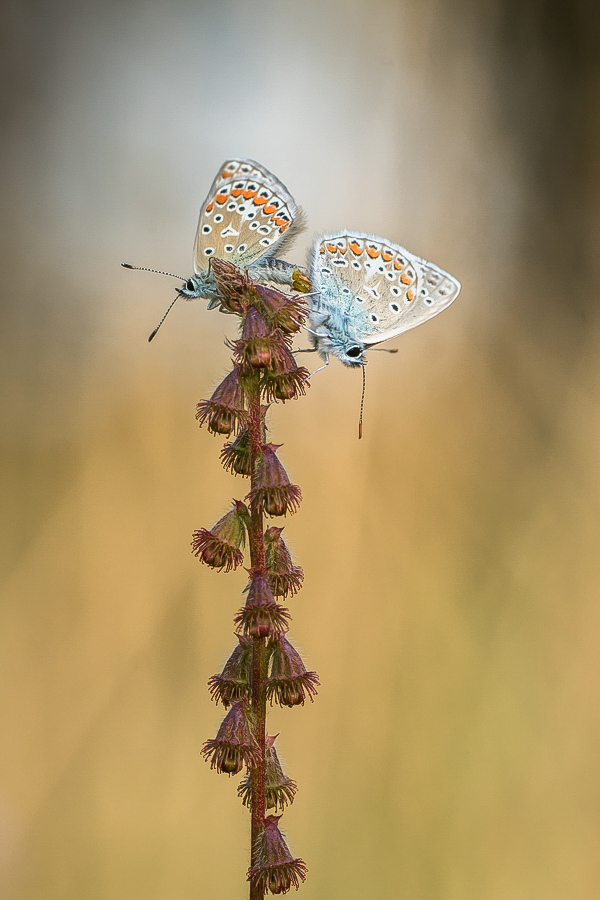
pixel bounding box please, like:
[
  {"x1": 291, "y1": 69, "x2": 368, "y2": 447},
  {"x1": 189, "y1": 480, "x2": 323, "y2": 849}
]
[
  {"x1": 252, "y1": 283, "x2": 308, "y2": 336},
  {"x1": 247, "y1": 445, "x2": 302, "y2": 517},
  {"x1": 201, "y1": 701, "x2": 260, "y2": 775},
  {"x1": 248, "y1": 815, "x2": 308, "y2": 894},
  {"x1": 208, "y1": 636, "x2": 253, "y2": 706},
  {"x1": 220, "y1": 427, "x2": 252, "y2": 477},
  {"x1": 266, "y1": 635, "x2": 319, "y2": 707},
  {"x1": 191, "y1": 500, "x2": 249, "y2": 572},
  {"x1": 264, "y1": 526, "x2": 304, "y2": 598},
  {"x1": 238, "y1": 734, "x2": 298, "y2": 811},
  {"x1": 234, "y1": 307, "x2": 290, "y2": 372},
  {"x1": 209, "y1": 257, "x2": 250, "y2": 315},
  {"x1": 261, "y1": 346, "x2": 309, "y2": 402},
  {"x1": 195, "y1": 367, "x2": 247, "y2": 436},
  {"x1": 234, "y1": 568, "x2": 291, "y2": 638}
]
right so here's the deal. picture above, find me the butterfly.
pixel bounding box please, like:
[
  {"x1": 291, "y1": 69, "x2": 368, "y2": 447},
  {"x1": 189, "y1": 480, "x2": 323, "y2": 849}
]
[
  {"x1": 306, "y1": 231, "x2": 461, "y2": 367},
  {"x1": 123, "y1": 158, "x2": 305, "y2": 338}
]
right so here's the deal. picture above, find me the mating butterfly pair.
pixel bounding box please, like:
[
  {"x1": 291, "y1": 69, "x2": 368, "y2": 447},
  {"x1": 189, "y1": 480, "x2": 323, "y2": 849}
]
[{"x1": 127, "y1": 158, "x2": 461, "y2": 364}]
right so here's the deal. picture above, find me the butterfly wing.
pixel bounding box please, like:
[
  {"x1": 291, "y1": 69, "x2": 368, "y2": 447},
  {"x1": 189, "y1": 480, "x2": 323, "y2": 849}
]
[
  {"x1": 310, "y1": 231, "x2": 460, "y2": 345},
  {"x1": 193, "y1": 159, "x2": 302, "y2": 275}
]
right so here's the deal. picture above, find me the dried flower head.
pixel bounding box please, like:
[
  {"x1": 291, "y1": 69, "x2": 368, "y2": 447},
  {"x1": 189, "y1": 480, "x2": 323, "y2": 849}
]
[
  {"x1": 201, "y1": 701, "x2": 260, "y2": 775},
  {"x1": 247, "y1": 445, "x2": 302, "y2": 517},
  {"x1": 208, "y1": 636, "x2": 253, "y2": 706},
  {"x1": 220, "y1": 427, "x2": 252, "y2": 477},
  {"x1": 238, "y1": 735, "x2": 298, "y2": 811},
  {"x1": 196, "y1": 367, "x2": 247, "y2": 436},
  {"x1": 252, "y1": 283, "x2": 308, "y2": 336},
  {"x1": 248, "y1": 815, "x2": 308, "y2": 895},
  {"x1": 209, "y1": 257, "x2": 250, "y2": 314},
  {"x1": 234, "y1": 568, "x2": 291, "y2": 638},
  {"x1": 191, "y1": 500, "x2": 249, "y2": 572},
  {"x1": 234, "y1": 307, "x2": 290, "y2": 372},
  {"x1": 264, "y1": 526, "x2": 304, "y2": 598},
  {"x1": 266, "y1": 635, "x2": 319, "y2": 707}
]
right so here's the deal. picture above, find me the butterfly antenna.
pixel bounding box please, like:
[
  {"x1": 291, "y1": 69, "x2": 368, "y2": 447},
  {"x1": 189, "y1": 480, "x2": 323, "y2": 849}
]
[
  {"x1": 148, "y1": 294, "x2": 180, "y2": 342},
  {"x1": 371, "y1": 347, "x2": 399, "y2": 354},
  {"x1": 359, "y1": 365, "x2": 366, "y2": 439},
  {"x1": 121, "y1": 263, "x2": 187, "y2": 280}
]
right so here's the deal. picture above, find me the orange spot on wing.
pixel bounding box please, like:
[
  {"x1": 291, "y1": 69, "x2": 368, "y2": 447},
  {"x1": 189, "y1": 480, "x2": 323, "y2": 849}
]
[
  {"x1": 349, "y1": 241, "x2": 362, "y2": 255},
  {"x1": 253, "y1": 195, "x2": 268, "y2": 206},
  {"x1": 243, "y1": 188, "x2": 257, "y2": 199},
  {"x1": 393, "y1": 259, "x2": 403, "y2": 270},
  {"x1": 279, "y1": 223, "x2": 289, "y2": 233},
  {"x1": 215, "y1": 192, "x2": 228, "y2": 205},
  {"x1": 231, "y1": 188, "x2": 243, "y2": 197},
  {"x1": 205, "y1": 202, "x2": 214, "y2": 212},
  {"x1": 326, "y1": 243, "x2": 337, "y2": 253},
  {"x1": 407, "y1": 289, "x2": 414, "y2": 301},
  {"x1": 381, "y1": 250, "x2": 392, "y2": 261},
  {"x1": 366, "y1": 245, "x2": 380, "y2": 258},
  {"x1": 272, "y1": 215, "x2": 288, "y2": 226},
  {"x1": 263, "y1": 203, "x2": 276, "y2": 214},
  {"x1": 401, "y1": 273, "x2": 412, "y2": 285},
  {"x1": 319, "y1": 247, "x2": 325, "y2": 254}
]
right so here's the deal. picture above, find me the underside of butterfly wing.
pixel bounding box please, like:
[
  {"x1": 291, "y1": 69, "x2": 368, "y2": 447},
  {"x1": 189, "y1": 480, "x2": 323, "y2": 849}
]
[
  {"x1": 193, "y1": 159, "x2": 302, "y2": 276},
  {"x1": 309, "y1": 231, "x2": 460, "y2": 350}
]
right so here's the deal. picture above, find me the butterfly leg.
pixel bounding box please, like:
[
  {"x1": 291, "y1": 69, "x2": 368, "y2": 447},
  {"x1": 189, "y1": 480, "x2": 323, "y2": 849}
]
[{"x1": 308, "y1": 355, "x2": 330, "y2": 378}]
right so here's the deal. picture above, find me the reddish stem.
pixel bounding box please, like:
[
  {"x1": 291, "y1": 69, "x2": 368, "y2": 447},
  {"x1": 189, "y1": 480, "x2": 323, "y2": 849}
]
[{"x1": 248, "y1": 376, "x2": 267, "y2": 900}]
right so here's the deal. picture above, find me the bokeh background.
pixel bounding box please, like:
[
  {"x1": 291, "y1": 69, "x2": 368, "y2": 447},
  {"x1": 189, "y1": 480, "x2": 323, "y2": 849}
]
[{"x1": 2, "y1": 0, "x2": 600, "y2": 897}]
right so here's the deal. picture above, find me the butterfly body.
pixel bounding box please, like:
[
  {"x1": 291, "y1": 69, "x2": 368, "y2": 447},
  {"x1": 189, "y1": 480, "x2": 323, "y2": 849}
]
[{"x1": 307, "y1": 231, "x2": 461, "y2": 366}]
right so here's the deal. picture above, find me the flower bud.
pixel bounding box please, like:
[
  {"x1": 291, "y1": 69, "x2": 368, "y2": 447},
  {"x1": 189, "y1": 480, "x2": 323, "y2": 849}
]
[
  {"x1": 210, "y1": 258, "x2": 249, "y2": 314},
  {"x1": 220, "y1": 428, "x2": 252, "y2": 477},
  {"x1": 261, "y1": 348, "x2": 309, "y2": 402},
  {"x1": 234, "y1": 568, "x2": 291, "y2": 638},
  {"x1": 264, "y1": 526, "x2": 304, "y2": 598},
  {"x1": 252, "y1": 283, "x2": 308, "y2": 335},
  {"x1": 195, "y1": 368, "x2": 247, "y2": 436},
  {"x1": 266, "y1": 635, "x2": 319, "y2": 707},
  {"x1": 191, "y1": 500, "x2": 249, "y2": 572},
  {"x1": 234, "y1": 308, "x2": 289, "y2": 372},
  {"x1": 208, "y1": 636, "x2": 253, "y2": 706},
  {"x1": 247, "y1": 815, "x2": 307, "y2": 894},
  {"x1": 247, "y1": 445, "x2": 302, "y2": 517},
  {"x1": 201, "y1": 701, "x2": 260, "y2": 776},
  {"x1": 238, "y1": 735, "x2": 298, "y2": 811}
]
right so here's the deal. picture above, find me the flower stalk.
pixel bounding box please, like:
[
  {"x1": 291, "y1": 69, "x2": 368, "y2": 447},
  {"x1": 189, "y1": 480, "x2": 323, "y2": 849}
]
[{"x1": 194, "y1": 259, "x2": 317, "y2": 897}]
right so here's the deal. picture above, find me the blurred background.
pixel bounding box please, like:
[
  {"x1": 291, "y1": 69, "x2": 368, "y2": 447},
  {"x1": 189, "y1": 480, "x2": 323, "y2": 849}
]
[{"x1": 2, "y1": 0, "x2": 600, "y2": 897}]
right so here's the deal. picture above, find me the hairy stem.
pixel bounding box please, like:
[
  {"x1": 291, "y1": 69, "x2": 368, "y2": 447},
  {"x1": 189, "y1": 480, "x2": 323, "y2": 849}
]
[{"x1": 248, "y1": 377, "x2": 267, "y2": 900}]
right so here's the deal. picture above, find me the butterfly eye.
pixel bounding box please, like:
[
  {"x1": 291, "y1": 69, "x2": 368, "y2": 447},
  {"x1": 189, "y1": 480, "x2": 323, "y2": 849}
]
[
  {"x1": 186, "y1": 279, "x2": 195, "y2": 291},
  {"x1": 346, "y1": 347, "x2": 362, "y2": 359}
]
